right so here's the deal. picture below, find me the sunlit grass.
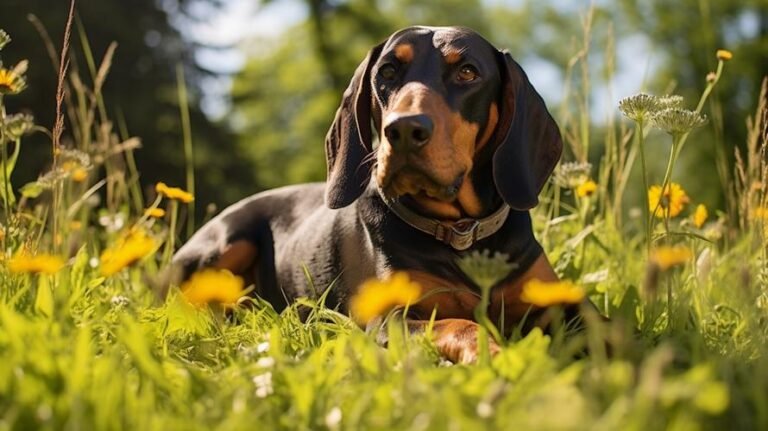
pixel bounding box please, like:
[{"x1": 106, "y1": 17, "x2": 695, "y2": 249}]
[{"x1": 1, "y1": 12, "x2": 767, "y2": 431}]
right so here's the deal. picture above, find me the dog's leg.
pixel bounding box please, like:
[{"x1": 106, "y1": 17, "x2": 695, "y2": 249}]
[
  {"x1": 209, "y1": 239, "x2": 260, "y2": 291},
  {"x1": 408, "y1": 318, "x2": 501, "y2": 364},
  {"x1": 212, "y1": 240, "x2": 258, "y2": 274},
  {"x1": 369, "y1": 317, "x2": 499, "y2": 364}
]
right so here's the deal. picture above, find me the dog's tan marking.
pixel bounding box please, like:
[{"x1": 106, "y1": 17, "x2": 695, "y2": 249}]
[
  {"x1": 410, "y1": 318, "x2": 500, "y2": 364},
  {"x1": 377, "y1": 82, "x2": 481, "y2": 219},
  {"x1": 213, "y1": 240, "x2": 259, "y2": 288},
  {"x1": 213, "y1": 240, "x2": 258, "y2": 274},
  {"x1": 394, "y1": 43, "x2": 414, "y2": 63},
  {"x1": 402, "y1": 270, "x2": 478, "y2": 320},
  {"x1": 476, "y1": 102, "x2": 498, "y2": 153},
  {"x1": 443, "y1": 48, "x2": 463, "y2": 65},
  {"x1": 453, "y1": 103, "x2": 499, "y2": 217},
  {"x1": 488, "y1": 254, "x2": 559, "y2": 332},
  {"x1": 456, "y1": 178, "x2": 484, "y2": 218}
]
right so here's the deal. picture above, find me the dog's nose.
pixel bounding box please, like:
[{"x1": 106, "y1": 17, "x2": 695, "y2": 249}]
[{"x1": 384, "y1": 114, "x2": 433, "y2": 151}]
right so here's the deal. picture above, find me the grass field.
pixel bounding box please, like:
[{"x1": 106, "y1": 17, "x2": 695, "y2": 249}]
[{"x1": 1, "y1": 14, "x2": 768, "y2": 431}]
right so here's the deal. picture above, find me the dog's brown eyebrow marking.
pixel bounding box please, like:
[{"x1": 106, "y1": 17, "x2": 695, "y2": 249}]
[
  {"x1": 394, "y1": 44, "x2": 414, "y2": 63},
  {"x1": 442, "y1": 48, "x2": 465, "y2": 64}
]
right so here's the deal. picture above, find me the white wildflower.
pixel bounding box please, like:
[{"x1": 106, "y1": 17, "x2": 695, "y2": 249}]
[
  {"x1": 256, "y1": 341, "x2": 270, "y2": 353},
  {"x1": 476, "y1": 401, "x2": 494, "y2": 418},
  {"x1": 651, "y1": 108, "x2": 707, "y2": 136},
  {"x1": 110, "y1": 295, "x2": 130, "y2": 307},
  {"x1": 253, "y1": 372, "x2": 273, "y2": 398},
  {"x1": 256, "y1": 356, "x2": 275, "y2": 368},
  {"x1": 325, "y1": 407, "x2": 342, "y2": 430}
]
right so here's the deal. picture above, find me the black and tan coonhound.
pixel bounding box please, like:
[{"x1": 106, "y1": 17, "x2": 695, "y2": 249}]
[{"x1": 173, "y1": 26, "x2": 581, "y2": 363}]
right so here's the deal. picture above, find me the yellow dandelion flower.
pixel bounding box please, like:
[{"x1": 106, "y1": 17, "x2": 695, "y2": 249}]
[
  {"x1": 8, "y1": 252, "x2": 65, "y2": 274},
  {"x1": 648, "y1": 183, "x2": 690, "y2": 218},
  {"x1": 0, "y1": 68, "x2": 23, "y2": 94},
  {"x1": 575, "y1": 180, "x2": 597, "y2": 198},
  {"x1": 651, "y1": 246, "x2": 692, "y2": 271},
  {"x1": 144, "y1": 207, "x2": 166, "y2": 218},
  {"x1": 99, "y1": 229, "x2": 157, "y2": 276},
  {"x1": 181, "y1": 269, "x2": 246, "y2": 307},
  {"x1": 71, "y1": 167, "x2": 88, "y2": 182},
  {"x1": 693, "y1": 204, "x2": 708, "y2": 228},
  {"x1": 350, "y1": 272, "x2": 421, "y2": 324},
  {"x1": 60, "y1": 160, "x2": 78, "y2": 172},
  {"x1": 716, "y1": 49, "x2": 733, "y2": 61},
  {"x1": 752, "y1": 207, "x2": 768, "y2": 220},
  {"x1": 520, "y1": 279, "x2": 585, "y2": 307},
  {"x1": 156, "y1": 182, "x2": 194, "y2": 203}
]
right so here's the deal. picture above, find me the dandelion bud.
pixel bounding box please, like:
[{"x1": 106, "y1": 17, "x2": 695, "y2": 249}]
[
  {"x1": 716, "y1": 49, "x2": 733, "y2": 61},
  {"x1": 706, "y1": 72, "x2": 717, "y2": 83},
  {"x1": 693, "y1": 204, "x2": 708, "y2": 228}
]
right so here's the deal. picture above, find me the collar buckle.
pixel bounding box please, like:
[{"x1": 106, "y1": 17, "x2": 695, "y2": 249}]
[{"x1": 435, "y1": 219, "x2": 480, "y2": 251}]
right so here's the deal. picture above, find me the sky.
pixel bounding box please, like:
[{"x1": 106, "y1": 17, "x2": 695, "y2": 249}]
[{"x1": 185, "y1": 0, "x2": 661, "y2": 121}]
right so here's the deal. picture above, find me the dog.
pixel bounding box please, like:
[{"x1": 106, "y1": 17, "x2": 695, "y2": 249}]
[{"x1": 173, "y1": 26, "x2": 576, "y2": 364}]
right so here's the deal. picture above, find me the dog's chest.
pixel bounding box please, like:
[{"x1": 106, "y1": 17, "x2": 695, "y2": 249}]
[{"x1": 401, "y1": 269, "x2": 532, "y2": 331}]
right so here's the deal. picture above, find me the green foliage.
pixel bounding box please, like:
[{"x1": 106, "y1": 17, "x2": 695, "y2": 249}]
[
  {"x1": 1, "y1": 3, "x2": 768, "y2": 430},
  {"x1": 2, "y1": 0, "x2": 256, "y2": 217}
]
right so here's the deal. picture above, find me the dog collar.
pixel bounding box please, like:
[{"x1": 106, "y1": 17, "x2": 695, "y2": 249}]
[{"x1": 387, "y1": 198, "x2": 511, "y2": 251}]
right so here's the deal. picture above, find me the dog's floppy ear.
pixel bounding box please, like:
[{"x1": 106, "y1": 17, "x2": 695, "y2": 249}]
[
  {"x1": 324, "y1": 43, "x2": 384, "y2": 209},
  {"x1": 491, "y1": 50, "x2": 563, "y2": 211}
]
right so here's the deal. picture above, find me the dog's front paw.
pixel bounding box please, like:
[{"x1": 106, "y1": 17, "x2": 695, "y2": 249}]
[{"x1": 433, "y1": 319, "x2": 502, "y2": 364}]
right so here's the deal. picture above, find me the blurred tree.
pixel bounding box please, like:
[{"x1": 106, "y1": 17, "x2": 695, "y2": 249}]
[{"x1": 1, "y1": 0, "x2": 257, "y2": 221}]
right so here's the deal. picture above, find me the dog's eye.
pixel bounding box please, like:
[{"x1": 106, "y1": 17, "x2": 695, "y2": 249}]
[
  {"x1": 457, "y1": 64, "x2": 479, "y2": 82},
  {"x1": 379, "y1": 63, "x2": 397, "y2": 80}
]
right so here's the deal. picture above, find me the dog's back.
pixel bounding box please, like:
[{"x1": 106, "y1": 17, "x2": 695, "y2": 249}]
[{"x1": 173, "y1": 183, "x2": 376, "y2": 311}]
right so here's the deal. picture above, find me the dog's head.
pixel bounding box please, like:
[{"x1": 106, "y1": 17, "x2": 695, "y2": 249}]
[{"x1": 324, "y1": 26, "x2": 562, "y2": 219}]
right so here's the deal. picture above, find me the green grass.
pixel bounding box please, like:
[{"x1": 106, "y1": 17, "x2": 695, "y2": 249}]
[{"x1": 1, "y1": 13, "x2": 768, "y2": 431}]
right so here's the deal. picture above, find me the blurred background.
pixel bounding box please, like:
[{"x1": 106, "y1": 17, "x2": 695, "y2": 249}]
[{"x1": 1, "y1": 0, "x2": 766, "y2": 222}]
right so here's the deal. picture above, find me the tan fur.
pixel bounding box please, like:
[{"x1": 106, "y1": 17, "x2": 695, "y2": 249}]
[
  {"x1": 213, "y1": 240, "x2": 258, "y2": 274},
  {"x1": 213, "y1": 240, "x2": 259, "y2": 288},
  {"x1": 404, "y1": 254, "x2": 559, "y2": 336},
  {"x1": 394, "y1": 44, "x2": 414, "y2": 63},
  {"x1": 402, "y1": 255, "x2": 560, "y2": 362},
  {"x1": 443, "y1": 49, "x2": 463, "y2": 65},
  {"x1": 489, "y1": 254, "x2": 559, "y2": 332},
  {"x1": 376, "y1": 82, "x2": 480, "y2": 219},
  {"x1": 476, "y1": 103, "x2": 498, "y2": 153},
  {"x1": 403, "y1": 270, "x2": 479, "y2": 319}
]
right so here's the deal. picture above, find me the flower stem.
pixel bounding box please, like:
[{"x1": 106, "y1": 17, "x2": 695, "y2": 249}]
[
  {"x1": 676, "y1": 60, "x2": 724, "y2": 157},
  {"x1": 667, "y1": 276, "x2": 673, "y2": 332},
  {"x1": 164, "y1": 200, "x2": 178, "y2": 265},
  {"x1": 650, "y1": 135, "x2": 681, "y2": 244},
  {"x1": 637, "y1": 117, "x2": 651, "y2": 253}
]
